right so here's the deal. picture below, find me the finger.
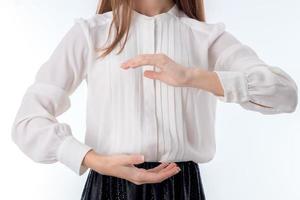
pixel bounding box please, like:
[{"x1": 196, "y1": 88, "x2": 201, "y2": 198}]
[
  {"x1": 157, "y1": 166, "x2": 181, "y2": 182},
  {"x1": 159, "y1": 162, "x2": 178, "y2": 173},
  {"x1": 147, "y1": 162, "x2": 170, "y2": 172},
  {"x1": 141, "y1": 165, "x2": 180, "y2": 183},
  {"x1": 120, "y1": 54, "x2": 156, "y2": 68},
  {"x1": 137, "y1": 163, "x2": 178, "y2": 181},
  {"x1": 114, "y1": 154, "x2": 145, "y2": 165},
  {"x1": 124, "y1": 162, "x2": 179, "y2": 184},
  {"x1": 120, "y1": 54, "x2": 166, "y2": 69},
  {"x1": 143, "y1": 70, "x2": 162, "y2": 80}
]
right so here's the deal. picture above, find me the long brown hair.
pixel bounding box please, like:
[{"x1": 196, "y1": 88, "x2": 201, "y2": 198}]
[{"x1": 95, "y1": 0, "x2": 206, "y2": 58}]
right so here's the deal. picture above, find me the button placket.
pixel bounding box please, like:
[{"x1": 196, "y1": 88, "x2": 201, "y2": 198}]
[{"x1": 142, "y1": 18, "x2": 158, "y2": 161}]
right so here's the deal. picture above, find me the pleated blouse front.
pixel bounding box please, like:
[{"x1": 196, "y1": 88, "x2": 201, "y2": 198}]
[
  {"x1": 88, "y1": 5, "x2": 217, "y2": 166},
  {"x1": 11, "y1": 4, "x2": 298, "y2": 176}
]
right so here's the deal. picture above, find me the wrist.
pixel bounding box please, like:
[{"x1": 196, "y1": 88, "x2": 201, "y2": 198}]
[
  {"x1": 82, "y1": 149, "x2": 98, "y2": 169},
  {"x1": 184, "y1": 67, "x2": 207, "y2": 88},
  {"x1": 184, "y1": 68, "x2": 224, "y2": 96},
  {"x1": 82, "y1": 150, "x2": 108, "y2": 174}
]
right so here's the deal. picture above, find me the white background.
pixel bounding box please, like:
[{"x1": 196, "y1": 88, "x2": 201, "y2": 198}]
[{"x1": 1, "y1": 0, "x2": 299, "y2": 199}]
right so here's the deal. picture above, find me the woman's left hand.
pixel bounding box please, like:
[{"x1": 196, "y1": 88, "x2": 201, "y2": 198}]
[{"x1": 120, "y1": 53, "x2": 194, "y2": 87}]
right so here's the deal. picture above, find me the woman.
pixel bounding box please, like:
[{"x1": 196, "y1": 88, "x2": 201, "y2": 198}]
[{"x1": 11, "y1": 0, "x2": 298, "y2": 199}]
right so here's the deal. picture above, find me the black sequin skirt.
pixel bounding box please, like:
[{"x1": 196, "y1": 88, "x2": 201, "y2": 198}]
[{"x1": 80, "y1": 160, "x2": 206, "y2": 200}]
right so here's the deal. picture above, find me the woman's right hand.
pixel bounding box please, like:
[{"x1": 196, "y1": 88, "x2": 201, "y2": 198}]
[{"x1": 82, "y1": 150, "x2": 181, "y2": 185}]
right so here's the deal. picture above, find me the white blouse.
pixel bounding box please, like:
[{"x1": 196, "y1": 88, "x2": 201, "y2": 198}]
[{"x1": 11, "y1": 4, "x2": 298, "y2": 176}]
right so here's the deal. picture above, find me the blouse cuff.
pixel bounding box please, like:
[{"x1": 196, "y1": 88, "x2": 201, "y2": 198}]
[
  {"x1": 56, "y1": 124, "x2": 93, "y2": 176},
  {"x1": 213, "y1": 70, "x2": 250, "y2": 103}
]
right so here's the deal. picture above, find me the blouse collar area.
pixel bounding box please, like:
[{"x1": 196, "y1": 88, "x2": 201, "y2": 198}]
[{"x1": 132, "y1": 3, "x2": 180, "y2": 21}]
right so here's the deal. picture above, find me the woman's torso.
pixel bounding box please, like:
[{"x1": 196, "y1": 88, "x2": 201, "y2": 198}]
[{"x1": 83, "y1": 4, "x2": 224, "y2": 163}]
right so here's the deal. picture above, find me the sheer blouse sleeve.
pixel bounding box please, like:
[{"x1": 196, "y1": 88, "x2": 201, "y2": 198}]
[
  {"x1": 11, "y1": 18, "x2": 94, "y2": 176},
  {"x1": 208, "y1": 23, "x2": 298, "y2": 114}
]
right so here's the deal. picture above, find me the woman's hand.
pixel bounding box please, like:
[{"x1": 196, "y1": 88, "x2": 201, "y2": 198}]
[
  {"x1": 120, "y1": 53, "x2": 225, "y2": 96},
  {"x1": 83, "y1": 150, "x2": 181, "y2": 185},
  {"x1": 120, "y1": 53, "x2": 191, "y2": 87}
]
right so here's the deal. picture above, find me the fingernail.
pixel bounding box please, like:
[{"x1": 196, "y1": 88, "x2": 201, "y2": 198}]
[{"x1": 177, "y1": 167, "x2": 181, "y2": 172}]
